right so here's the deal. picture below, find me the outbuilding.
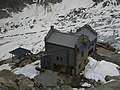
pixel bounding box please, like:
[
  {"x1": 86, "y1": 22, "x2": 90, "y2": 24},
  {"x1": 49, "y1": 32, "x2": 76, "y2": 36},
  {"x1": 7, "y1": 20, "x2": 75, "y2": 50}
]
[{"x1": 9, "y1": 47, "x2": 31, "y2": 59}]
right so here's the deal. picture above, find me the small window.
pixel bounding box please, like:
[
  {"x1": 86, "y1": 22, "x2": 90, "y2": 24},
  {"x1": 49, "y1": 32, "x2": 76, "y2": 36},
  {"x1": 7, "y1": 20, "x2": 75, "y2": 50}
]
[
  {"x1": 79, "y1": 64, "x2": 81, "y2": 69},
  {"x1": 81, "y1": 51, "x2": 84, "y2": 57},
  {"x1": 84, "y1": 59, "x2": 87, "y2": 64},
  {"x1": 88, "y1": 48, "x2": 93, "y2": 56},
  {"x1": 57, "y1": 56, "x2": 59, "y2": 61},
  {"x1": 92, "y1": 42, "x2": 94, "y2": 46},
  {"x1": 90, "y1": 42, "x2": 94, "y2": 46},
  {"x1": 60, "y1": 57, "x2": 63, "y2": 61}
]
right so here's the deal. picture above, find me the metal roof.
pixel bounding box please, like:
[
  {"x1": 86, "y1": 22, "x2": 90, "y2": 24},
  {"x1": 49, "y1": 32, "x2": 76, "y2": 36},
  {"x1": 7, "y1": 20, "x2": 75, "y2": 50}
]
[
  {"x1": 9, "y1": 47, "x2": 31, "y2": 57},
  {"x1": 45, "y1": 25, "x2": 97, "y2": 48},
  {"x1": 75, "y1": 27, "x2": 96, "y2": 41},
  {"x1": 46, "y1": 31, "x2": 78, "y2": 48}
]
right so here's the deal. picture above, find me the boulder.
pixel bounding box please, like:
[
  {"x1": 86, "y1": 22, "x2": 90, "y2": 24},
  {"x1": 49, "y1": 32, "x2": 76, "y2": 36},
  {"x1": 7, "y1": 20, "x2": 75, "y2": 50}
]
[
  {"x1": 19, "y1": 59, "x2": 33, "y2": 67},
  {"x1": 60, "y1": 85, "x2": 72, "y2": 90},
  {"x1": 0, "y1": 70, "x2": 35, "y2": 90},
  {"x1": 0, "y1": 69, "x2": 15, "y2": 77},
  {"x1": 19, "y1": 78, "x2": 35, "y2": 90},
  {"x1": 0, "y1": 77, "x2": 18, "y2": 90},
  {"x1": 105, "y1": 75, "x2": 112, "y2": 82},
  {"x1": 88, "y1": 80, "x2": 120, "y2": 90},
  {"x1": 14, "y1": 74, "x2": 35, "y2": 90}
]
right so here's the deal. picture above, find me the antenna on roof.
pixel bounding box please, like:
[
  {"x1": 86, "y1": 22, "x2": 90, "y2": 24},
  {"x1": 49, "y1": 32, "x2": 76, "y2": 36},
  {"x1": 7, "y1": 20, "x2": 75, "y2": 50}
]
[{"x1": 50, "y1": 26, "x2": 54, "y2": 30}]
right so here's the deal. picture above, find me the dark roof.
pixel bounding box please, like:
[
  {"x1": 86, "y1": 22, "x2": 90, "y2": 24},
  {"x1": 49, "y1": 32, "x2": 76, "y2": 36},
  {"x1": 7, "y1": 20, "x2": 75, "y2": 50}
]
[
  {"x1": 75, "y1": 24, "x2": 97, "y2": 41},
  {"x1": 83, "y1": 24, "x2": 97, "y2": 35},
  {"x1": 45, "y1": 25, "x2": 97, "y2": 48},
  {"x1": 9, "y1": 47, "x2": 31, "y2": 57},
  {"x1": 46, "y1": 31, "x2": 78, "y2": 48}
]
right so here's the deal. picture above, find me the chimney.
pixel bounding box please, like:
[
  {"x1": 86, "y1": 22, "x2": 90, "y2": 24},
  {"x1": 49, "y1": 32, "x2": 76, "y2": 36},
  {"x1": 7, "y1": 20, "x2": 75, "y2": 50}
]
[{"x1": 50, "y1": 26, "x2": 54, "y2": 30}]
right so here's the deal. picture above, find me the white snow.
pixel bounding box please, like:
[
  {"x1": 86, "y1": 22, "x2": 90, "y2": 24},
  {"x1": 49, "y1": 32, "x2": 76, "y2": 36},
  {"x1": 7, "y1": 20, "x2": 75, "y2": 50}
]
[
  {"x1": 81, "y1": 83, "x2": 92, "y2": 87},
  {"x1": 0, "y1": 60, "x2": 40, "y2": 79},
  {"x1": 0, "y1": 0, "x2": 94, "y2": 60},
  {"x1": 84, "y1": 57, "x2": 120, "y2": 82},
  {"x1": 12, "y1": 60, "x2": 40, "y2": 79},
  {"x1": 0, "y1": 0, "x2": 120, "y2": 61},
  {"x1": 73, "y1": 88, "x2": 85, "y2": 90},
  {"x1": 0, "y1": 64, "x2": 11, "y2": 71}
]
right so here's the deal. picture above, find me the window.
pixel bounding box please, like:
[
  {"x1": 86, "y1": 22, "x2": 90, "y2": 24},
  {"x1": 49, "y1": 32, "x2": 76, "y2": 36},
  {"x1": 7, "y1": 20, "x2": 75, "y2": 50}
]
[
  {"x1": 88, "y1": 48, "x2": 93, "y2": 56},
  {"x1": 56, "y1": 56, "x2": 63, "y2": 61},
  {"x1": 90, "y1": 42, "x2": 94, "y2": 46},
  {"x1": 79, "y1": 64, "x2": 81, "y2": 69},
  {"x1": 88, "y1": 46, "x2": 90, "y2": 49},
  {"x1": 57, "y1": 56, "x2": 59, "y2": 61},
  {"x1": 92, "y1": 42, "x2": 94, "y2": 46},
  {"x1": 60, "y1": 57, "x2": 63, "y2": 61},
  {"x1": 84, "y1": 59, "x2": 87, "y2": 64},
  {"x1": 81, "y1": 51, "x2": 84, "y2": 57}
]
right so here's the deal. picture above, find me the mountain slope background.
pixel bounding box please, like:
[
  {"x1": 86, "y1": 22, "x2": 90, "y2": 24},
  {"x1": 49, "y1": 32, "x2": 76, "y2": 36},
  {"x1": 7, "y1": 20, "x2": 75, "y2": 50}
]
[{"x1": 0, "y1": 0, "x2": 120, "y2": 60}]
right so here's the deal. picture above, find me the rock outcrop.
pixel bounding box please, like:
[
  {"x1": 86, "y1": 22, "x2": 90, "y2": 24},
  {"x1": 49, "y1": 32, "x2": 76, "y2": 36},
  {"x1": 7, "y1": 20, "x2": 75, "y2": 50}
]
[
  {"x1": 0, "y1": 70, "x2": 35, "y2": 90},
  {"x1": 88, "y1": 75, "x2": 120, "y2": 90}
]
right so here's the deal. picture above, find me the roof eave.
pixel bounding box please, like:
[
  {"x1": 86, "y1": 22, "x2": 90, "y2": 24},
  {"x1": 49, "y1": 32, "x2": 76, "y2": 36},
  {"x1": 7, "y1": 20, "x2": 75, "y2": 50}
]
[
  {"x1": 83, "y1": 24, "x2": 97, "y2": 35},
  {"x1": 46, "y1": 42, "x2": 75, "y2": 49}
]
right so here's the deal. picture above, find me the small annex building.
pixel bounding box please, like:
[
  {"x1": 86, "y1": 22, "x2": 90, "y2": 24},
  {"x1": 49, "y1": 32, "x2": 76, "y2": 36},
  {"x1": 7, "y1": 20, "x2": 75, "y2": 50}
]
[
  {"x1": 41, "y1": 25, "x2": 97, "y2": 76},
  {"x1": 9, "y1": 47, "x2": 31, "y2": 59}
]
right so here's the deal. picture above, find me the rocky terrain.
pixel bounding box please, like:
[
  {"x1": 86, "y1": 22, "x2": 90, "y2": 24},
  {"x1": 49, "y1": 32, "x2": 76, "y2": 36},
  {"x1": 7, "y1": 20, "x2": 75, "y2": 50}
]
[
  {"x1": 0, "y1": 70, "x2": 35, "y2": 90},
  {"x1": 0, "y1": 55, "x2": 120, "y2": 90},
  {"x1": 88, "y1": 75, "x2": 120, "y2": 90},
  {"x1": 0, "y1": 0, "x2": 34, "y2": 19}
]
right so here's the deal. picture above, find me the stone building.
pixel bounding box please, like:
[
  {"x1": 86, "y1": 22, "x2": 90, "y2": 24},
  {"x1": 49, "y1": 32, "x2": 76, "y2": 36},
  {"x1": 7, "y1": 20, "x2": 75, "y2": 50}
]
[{"x1": 41, "y1": 24, "x2": 97, "y2": 76}]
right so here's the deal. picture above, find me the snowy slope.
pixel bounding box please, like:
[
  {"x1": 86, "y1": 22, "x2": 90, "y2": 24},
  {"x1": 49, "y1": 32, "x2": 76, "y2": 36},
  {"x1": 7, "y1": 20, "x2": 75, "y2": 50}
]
[
  {"x1": 13, "y1": 60, "x2": 40, "y2": 79},
  {"x1": 0, "y1": 0, "x2": 120, "y2": 60},
  {"x1": 0, "y1": 0, "x2": 94, "y2": 60}
]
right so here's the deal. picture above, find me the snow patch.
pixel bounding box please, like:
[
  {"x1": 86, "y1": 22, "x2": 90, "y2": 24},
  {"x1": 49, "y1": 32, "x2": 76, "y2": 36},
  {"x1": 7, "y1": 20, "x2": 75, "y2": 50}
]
[
  {"x1": 73, "y1": 88, "x2": 85, "y2": 90},
  {"x1": 81, "y1": 83, "x2": 92, "y2": 87},
  {"x1": 0, "y1": 64, "x2": 11, "y2": 71},
  {"x1": 84, "y1": 57, "x2": 120, "y2": 82},
  {"x1": 12, "y1": 60, "x2": 40, "y2": 79}
]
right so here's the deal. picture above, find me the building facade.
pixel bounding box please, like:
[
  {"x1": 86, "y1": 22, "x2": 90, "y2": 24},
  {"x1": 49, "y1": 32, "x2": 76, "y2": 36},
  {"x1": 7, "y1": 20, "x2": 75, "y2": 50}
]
[{"x1": 41, "y1": 25, "x2": 97, "y2": 76}]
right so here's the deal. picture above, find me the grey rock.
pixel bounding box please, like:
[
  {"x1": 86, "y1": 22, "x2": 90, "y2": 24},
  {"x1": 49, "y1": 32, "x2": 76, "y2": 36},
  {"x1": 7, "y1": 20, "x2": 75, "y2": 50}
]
[{"x1": 88, "y1": 81, "x2": 120, "y2": 90}]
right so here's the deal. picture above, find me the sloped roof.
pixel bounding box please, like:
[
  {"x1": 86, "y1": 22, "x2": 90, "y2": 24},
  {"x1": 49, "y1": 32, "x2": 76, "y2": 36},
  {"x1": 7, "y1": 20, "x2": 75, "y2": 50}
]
[
  {"x1": 45, "y1": 25, "x2": 97, "y2": 48},
  {"x1": 75, "y1": 24, "x2": 97, "y2": 41},
  {"x1": 9, "y1": 47, "x2": 31, "y2": 57},
  {"x1": 46, "y1": 30, "x2": 78, "y2": 48}
]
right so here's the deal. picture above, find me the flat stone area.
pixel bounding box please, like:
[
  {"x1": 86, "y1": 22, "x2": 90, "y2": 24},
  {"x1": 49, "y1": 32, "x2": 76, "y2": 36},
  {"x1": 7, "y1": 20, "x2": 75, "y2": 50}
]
[
  {"x1": 96, "y1": 46, "x2": 120, "y2": 66},
  {"x1": 96, "y1": 47, "x2": 115, "y2": 58}
]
